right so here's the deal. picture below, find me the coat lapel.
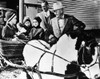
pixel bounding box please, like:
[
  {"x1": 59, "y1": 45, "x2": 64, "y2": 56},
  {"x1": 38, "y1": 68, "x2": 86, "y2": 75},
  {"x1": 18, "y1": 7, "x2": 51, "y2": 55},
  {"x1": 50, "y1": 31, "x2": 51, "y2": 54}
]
[
  {"x1": 42, "y1": 12, "x2": 47, "y2": 23},
  {"x1": 53, "y1": 17, "x2": 59, "y2": 30},
  {"x1": 62, "y1": 15, "x2": 69, "y2": 34}
]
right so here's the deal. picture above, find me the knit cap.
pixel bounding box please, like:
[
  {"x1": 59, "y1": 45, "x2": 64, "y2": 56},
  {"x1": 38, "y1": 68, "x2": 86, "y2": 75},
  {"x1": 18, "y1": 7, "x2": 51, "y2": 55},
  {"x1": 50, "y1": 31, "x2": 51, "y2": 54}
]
[
  {"x1": 7, "y1": 13, "x2": 16, "y2": 22},
  {"x1": 5, "y1": 11, "x2": 15, "y2": 21}
]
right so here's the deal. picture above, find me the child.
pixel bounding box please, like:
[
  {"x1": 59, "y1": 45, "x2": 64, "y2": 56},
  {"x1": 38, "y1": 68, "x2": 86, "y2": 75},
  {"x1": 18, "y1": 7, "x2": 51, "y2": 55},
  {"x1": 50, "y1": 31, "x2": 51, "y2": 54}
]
[
  {"x1": 16, "y1": 16, "x2": 32, "y2": 40},
  {"x1": 23, "y1": 16, "x2": 32, "y2": 36},
  {"x1": 16, "y1": 22, "x2": 28, "y2": 40},
  {"x1": 2, "y1": 13, "x2": 18, "y2": 41},
  {"x1": 29, "y1": 16, "x2": 44, "y2": 40}
]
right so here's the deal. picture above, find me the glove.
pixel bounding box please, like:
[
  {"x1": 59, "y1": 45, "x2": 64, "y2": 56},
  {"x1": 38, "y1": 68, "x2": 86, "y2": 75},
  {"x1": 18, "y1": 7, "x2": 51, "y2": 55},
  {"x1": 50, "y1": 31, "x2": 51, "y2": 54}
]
[{"x1": 48, "y1": 36, "x2": 58, "y2": 46}]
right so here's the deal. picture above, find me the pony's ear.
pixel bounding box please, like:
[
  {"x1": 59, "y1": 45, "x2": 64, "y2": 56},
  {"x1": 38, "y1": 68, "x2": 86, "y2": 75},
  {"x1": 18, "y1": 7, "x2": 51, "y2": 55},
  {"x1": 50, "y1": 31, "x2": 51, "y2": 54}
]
[{"x1": 69, "y1": 31, "x2": 77, "y2": 39}]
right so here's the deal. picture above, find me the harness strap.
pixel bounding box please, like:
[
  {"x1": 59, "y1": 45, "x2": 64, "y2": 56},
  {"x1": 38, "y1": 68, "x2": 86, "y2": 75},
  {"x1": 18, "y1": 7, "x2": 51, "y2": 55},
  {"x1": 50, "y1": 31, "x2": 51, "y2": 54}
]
[{"x1": 37, "y1": 40, "x2": 50, "y2": 49}]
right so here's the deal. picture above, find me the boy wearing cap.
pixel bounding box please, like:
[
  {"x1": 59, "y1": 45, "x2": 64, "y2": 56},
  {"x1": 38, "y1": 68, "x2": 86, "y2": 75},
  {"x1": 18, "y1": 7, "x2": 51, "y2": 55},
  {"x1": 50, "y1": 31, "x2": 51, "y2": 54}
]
[
  {"x1": 2, "y1": 13, "x2": 18, "y2": 41},
  {"x1": 46, "y1": 1, "x2": 86, "y2": 46}
]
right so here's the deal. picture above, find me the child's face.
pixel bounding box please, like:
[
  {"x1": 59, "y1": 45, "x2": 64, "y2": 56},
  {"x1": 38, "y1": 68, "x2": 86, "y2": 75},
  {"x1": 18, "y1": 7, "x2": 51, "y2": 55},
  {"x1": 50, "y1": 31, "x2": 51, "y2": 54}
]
[
  {"x1": 24, "y1": 21, "x2": 31, "y2": 27},
  {"x1": 12, "y1": 16, "x2": 17, "y2": 24},
  {"x1": 32, "y1": 19, "x2": 39, "y2": 27}
]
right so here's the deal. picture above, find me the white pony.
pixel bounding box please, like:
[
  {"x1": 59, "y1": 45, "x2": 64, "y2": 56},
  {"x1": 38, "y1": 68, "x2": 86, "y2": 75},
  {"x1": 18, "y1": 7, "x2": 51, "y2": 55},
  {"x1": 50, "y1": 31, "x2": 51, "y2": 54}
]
[{"x1": 22, "y1": 34, "x2": 99, "y2": 79}]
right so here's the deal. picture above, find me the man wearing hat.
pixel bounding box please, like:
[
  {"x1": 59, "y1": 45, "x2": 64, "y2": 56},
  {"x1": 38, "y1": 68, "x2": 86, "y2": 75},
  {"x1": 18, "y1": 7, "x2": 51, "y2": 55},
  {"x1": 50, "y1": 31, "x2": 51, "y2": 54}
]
[
  {"x1": 36, "y1": 0, "x2": 55, "y2": 32},
  {"x1": 45, "y1": 1, "x2": 86, "y2": 46}
]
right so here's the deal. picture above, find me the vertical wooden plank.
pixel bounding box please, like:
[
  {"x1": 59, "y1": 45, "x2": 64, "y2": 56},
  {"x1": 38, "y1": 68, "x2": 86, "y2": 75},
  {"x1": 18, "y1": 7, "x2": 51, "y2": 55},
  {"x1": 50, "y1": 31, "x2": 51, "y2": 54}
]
[{"x1": 19, "y1": 0, "x2": 24, "y2": 23}]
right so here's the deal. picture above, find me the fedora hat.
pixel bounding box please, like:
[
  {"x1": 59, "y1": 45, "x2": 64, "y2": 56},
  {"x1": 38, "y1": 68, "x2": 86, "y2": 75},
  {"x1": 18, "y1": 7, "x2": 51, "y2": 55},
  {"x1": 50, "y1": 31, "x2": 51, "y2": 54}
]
[{"x1": 53, "y1": 1, "x2": 64, "y2": 11}]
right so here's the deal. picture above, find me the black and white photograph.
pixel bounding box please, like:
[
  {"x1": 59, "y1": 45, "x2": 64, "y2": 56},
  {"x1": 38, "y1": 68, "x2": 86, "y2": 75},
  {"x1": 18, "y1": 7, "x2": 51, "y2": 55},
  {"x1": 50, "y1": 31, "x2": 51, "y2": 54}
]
[{"x1": 0, "y1": 0, "x2": 100, "y2": 79}]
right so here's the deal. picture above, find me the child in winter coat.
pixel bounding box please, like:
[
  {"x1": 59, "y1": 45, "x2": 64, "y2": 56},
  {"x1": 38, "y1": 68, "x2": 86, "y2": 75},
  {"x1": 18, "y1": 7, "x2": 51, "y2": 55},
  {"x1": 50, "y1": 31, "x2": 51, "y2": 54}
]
[
  {"x1": 29, "y1": 16, "x2": 44, "y2": 40},
  {"x1": 16, "y1": 16, "x2": 32, "y2": 40}
]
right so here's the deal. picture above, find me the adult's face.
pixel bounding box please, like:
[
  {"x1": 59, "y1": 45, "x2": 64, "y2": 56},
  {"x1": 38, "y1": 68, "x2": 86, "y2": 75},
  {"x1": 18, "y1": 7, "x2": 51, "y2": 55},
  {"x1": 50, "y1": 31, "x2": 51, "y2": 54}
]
[
  {"x1": 54, "y1": 8, "x2": 64, "y2": 18},
  {"x1": 41, "y1": 2, "x2": 49, "y2": 12}
]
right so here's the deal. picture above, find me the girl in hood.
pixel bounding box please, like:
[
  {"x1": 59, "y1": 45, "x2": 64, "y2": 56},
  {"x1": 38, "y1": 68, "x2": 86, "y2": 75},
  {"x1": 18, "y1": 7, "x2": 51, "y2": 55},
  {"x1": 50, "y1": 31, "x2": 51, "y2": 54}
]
[
  {"x1": 16, "y1": 16, "x2": 32, "y2": 40},
  {"x1": 29, "y1": 16, "x2": 44, "y2": 40},
  {"x1": 23, "y1": 16, "x2": 32, "y2": 36}
]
